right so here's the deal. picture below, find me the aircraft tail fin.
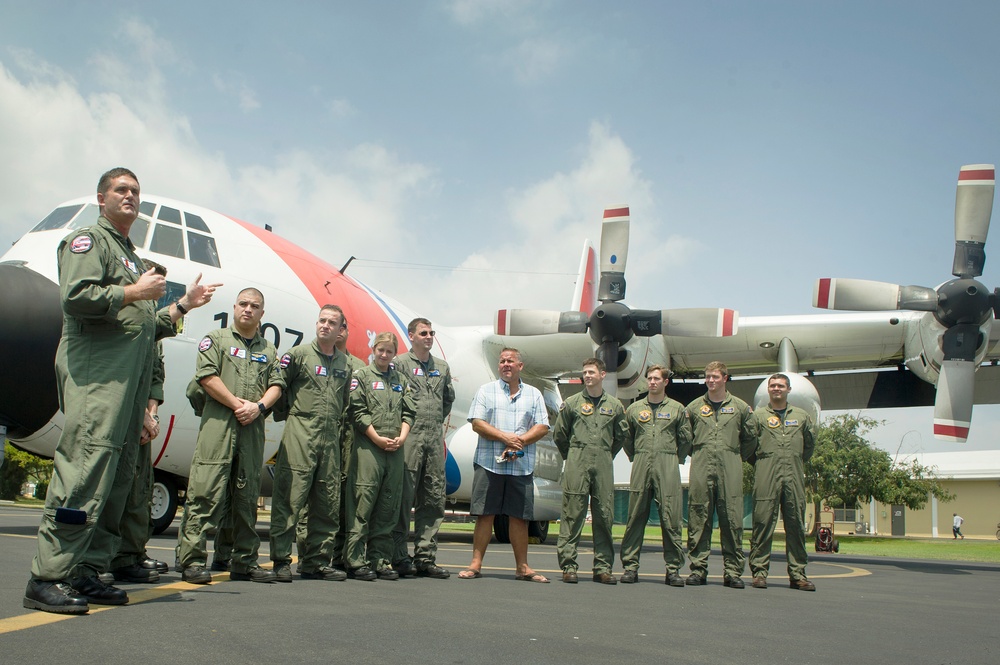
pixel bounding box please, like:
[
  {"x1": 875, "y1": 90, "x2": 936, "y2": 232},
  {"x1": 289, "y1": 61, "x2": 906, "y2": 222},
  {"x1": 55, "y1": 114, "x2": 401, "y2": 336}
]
[{"x1": 570, "y1": 239, "x2": 598, "y2": 315}]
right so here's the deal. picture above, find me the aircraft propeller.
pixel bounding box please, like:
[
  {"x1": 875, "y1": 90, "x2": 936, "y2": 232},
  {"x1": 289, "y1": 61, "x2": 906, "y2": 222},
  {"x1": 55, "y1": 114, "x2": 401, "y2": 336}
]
[
  {"x1": 812, "y1": 164, "x2": 997, "y2": 442},
  {"x1": 495, "y1": 206, "x2": 739, "y2": 394}
]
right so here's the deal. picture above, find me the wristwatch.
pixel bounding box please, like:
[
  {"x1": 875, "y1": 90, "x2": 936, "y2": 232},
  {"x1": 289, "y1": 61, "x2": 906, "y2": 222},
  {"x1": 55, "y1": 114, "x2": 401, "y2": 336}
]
[
  {"x1": 175, "y1": 300, "x2": 189, "y2": 315},
  {"x1": 257, "y1": 402, "x2": 266, "y2": 415}
]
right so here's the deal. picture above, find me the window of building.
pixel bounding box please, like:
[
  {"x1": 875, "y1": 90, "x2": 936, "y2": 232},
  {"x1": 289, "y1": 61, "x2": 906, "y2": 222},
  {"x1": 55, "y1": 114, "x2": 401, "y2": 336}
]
[
  {"x1": 139, "y1": 201, "x2": 156, "y2": 217},
  {"x1": 149, "y1": 223, "x2": 185, "y2": 259},
  {"x1": 832, "y1": 505, "x2": 859, "y2": 522}
]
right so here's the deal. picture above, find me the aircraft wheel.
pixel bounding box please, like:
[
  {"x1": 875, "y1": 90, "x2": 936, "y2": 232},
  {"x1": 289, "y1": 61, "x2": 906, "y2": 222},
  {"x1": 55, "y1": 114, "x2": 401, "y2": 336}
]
[
  {"x1": 493, "y1": 515, "x2": 511, "y2": 543},
  {"x1": 528, "y1": 520, "x2": 550, "y2": 544},
  {"x1": 832, "y1": 539, "x2": 840, "y2": 553},
  {"x1": 151, "y1": 472, "x2": 179, "y2": 535}
]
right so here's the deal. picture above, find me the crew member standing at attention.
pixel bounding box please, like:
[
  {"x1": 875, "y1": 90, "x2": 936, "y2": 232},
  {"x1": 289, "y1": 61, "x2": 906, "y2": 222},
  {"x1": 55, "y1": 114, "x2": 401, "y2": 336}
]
[
  {"x1": 553, "y1": 358, "x2": 627, "y2": 585},
  {"x1": 178, "y1": 288, "x2": 282, "y2": 585},
  {"x1": 684, "y1": 361, "x2": 756, "y2": 589},
  {"x1": 749, "y1": 373, "x2": 817, "y2": 591},
  {"x1": 345, "y1": 332, "x2": 416, "y2": 581},
  {"x1": 269, "y1": 305, "x2": 353, "y2": 582},
  {"x1": 392, "y1": 318, "x2": 455, "y2": 579},
  {"x1": 619, "y1": 365, "x2": 692, "y2": 586}
]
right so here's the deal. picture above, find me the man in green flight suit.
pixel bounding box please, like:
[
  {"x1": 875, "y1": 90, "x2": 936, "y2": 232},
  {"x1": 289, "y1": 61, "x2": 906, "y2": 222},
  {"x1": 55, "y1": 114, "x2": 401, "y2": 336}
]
[
  {"x1": 619, "y1": 365, "x2": 692, "y2": 586},
  {"x1": 391, "y1": 317, "x2": 455, "y2": 579},
  {"x1": 684, "y1": 361, "x2": 757, "y2": 589},
  {"x1": 269, "y1": 304, "x2": 353, "y2": 582},
  {"x1": 553, "y1": 358, "x2": 628, "y2": 585},
  {"x1": 24, "y1": 167, "x2": 218, "y2": 615},
  {"x1": 327, "y1": 318, "x2": 366, "y2": 571},
  {"x1": 178, "y1": 288, "x2": 282, "y2": 584},
  {"x1": 749, "y1": 373, "x2": 817, "y2": 591}
]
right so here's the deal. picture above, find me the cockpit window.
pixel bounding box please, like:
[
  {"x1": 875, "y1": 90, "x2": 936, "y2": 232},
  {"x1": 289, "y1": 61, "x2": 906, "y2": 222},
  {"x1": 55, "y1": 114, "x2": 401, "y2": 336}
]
[
  {"x1": 129, "y1": 217, "x2": 150, "y2": 247},
  {"x1": 139, "y1": 201, "x2": 156, "y2": 216},
  {"x1": 149, "y1": 223, "x2": 184, "y2": 259},
  {"x1": 157, "y1": 205, "x2": 182, "y2": 225},
  {"x1": 185, "y1": 212, "x2": 211, "y2": 233},
  {"x1": 188, "y1": 231, "x2": 221, "y2": 268},
  {"x1": 67, "y1": 204, "x2": 101, "y2": 230},
  {"x1": 31, "y1": 205, "x2": 83, "y2": 232}
]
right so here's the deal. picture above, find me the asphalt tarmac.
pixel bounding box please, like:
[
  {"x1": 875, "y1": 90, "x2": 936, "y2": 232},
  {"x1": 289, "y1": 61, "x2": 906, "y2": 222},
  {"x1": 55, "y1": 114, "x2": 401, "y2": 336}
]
[{"x1": 1, "y1": 504, "x2": 996, "y2": 665}]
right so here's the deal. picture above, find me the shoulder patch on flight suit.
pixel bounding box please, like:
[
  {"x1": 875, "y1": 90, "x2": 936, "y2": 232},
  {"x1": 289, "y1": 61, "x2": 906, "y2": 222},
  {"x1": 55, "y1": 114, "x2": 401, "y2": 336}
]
[
  {"x1": 720, "y1": 406, "x2": 735, "y2": 414},
  {"x1": 372, "y1": 381, "x2": 385, "y2": 390},
  {"x1": 655, "y1": 411, "x2": 672, "y2": 420},
  {"x1": 699, "y1": 404, "x2": 712, "y2": 416},
  {"x1": 412, "y1": 367, "x2": 425, "y2": 376},
  {"x1": 428, "y1": 369, "x2": 441, "y2": 377},
  {"x1": 599, "y1": 406, "x2": 614, "y2": 416},
  {"x1": 250, "y1": 352, "x2": 268, "y2": 363},
  {"x1": 350, "y1": 378, "x2": 359, "y2": 391},
  {"x1": 69, "y1": 234, "x2": 92, "y2": 253},
  {"x1": 280, "y1": 353, "x2": 292, "y2": 369},
  {"x1": 580, "y1": 402, "x2": 594, "y2": 415},
  {"x1": 229, "y1": 347, "x2": 246, "y2": 359},
  {"x1": 637, "y1": 410, "x2": 652, "y2": 423},
  {"x1": 315, "y1": 365, "x2": 328, "y2": 376},
  {"x1": 121, "y1": 257, "x2": 139, "y2": 273},
  {"x1": 767, "y1": 415, "x2": 781, "y2": 428},
  {"x1": 785, "y1": 419, "x2": 799, "y2": 426},
  {"x1": 392, "y1": 383, "x2": 404, "y2": 392},
  {"x1": 332, "y1": 369, "x2": 348, "y2": 379},
  {"x1": 198, "y1": 337, "x2": 213, "y2": 352}
]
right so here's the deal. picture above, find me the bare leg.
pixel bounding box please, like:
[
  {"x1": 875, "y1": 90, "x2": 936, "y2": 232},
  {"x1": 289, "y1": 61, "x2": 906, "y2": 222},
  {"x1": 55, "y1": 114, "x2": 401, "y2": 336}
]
[
  {"x1": 509, "y1": 517, "x2": 534, "y2": 576},
  {"x1": 468, "y1": 515, "x2": 494, "y2": 571}
]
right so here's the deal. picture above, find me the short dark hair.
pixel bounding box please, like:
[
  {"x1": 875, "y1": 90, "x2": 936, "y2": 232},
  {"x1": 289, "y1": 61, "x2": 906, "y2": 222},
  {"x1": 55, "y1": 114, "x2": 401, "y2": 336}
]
[
  {"x1": 97, "y1": 167, "x2": 139, "y2": 195},
  {"x1": 408, "y1": 317, "x2": 432, "y2": 334},
  {"x1": 768, "y1": 373, "x2": 790, "y2": 388},
  {"x1": 238, "y1": 287, "x2": 265, "y2": 307},
  {"x1": 583, "y1": 357, "x2": 605, "y2": 372}
]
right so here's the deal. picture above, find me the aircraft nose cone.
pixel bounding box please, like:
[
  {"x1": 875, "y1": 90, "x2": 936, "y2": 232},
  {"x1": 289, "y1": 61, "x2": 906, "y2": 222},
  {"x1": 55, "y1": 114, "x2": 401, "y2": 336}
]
[{"x1": 0, "y1": 263, "x2": 61, "y2": 438}]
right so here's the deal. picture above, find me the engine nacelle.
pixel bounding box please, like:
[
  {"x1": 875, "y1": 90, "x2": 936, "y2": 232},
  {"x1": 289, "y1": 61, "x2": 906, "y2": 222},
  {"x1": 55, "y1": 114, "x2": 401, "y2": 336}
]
[
  {"x1": 901, "y1": 312, "x2": 993, "y2": 384},
  {"x1": 752, "y1": 372, "x2": 821, "y2": 423}
]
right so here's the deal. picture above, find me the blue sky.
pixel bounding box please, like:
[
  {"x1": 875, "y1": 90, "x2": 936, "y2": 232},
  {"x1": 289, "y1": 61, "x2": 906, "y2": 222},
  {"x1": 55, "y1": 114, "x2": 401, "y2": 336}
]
[{"x1": 2, "y1": 1, "x2": 1000, "y2": 457}]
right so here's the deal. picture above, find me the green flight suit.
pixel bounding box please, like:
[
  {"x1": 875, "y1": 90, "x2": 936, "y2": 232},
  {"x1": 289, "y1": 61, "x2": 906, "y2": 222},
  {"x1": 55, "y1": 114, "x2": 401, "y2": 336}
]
[
  {"x1": 684, "y1": 392, "x2": 756, "y2": 580},
  {"x1": 177, "y1": 327, "x2": 280, "y2": 573},
  {"x1": 749, "y1": 405, "x2": 816, "y2": 581},
  {"x1": 619, "y1": 396, "x2": 693, "y2": 575},
  {"x1": 391, "y1": 350, "x2": 456, "y2": 568},
  {"x1": 345, "y1": 364, "x2": 415, "y2": 571},
  {"x1": 327, "y1": 353, "x2": 366, "y2": 567},
  {"x1": 268, "y1": 341, "x2": 352, "y2": 572},
  {"x1": 111, "y1": 342, "x2": 165, "y2": 570},
  {"x1": 32, "y1": 218, "x2": 175, "y2": 582},
  {"x1": 553, "y1": 391, "x2": 627, "y2": 575}
]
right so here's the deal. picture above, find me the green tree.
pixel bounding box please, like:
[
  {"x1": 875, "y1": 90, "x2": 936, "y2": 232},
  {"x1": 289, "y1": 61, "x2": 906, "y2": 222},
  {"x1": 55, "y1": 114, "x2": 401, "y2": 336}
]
[
  {"x1": 1, "y1": 442, "x2": 53, "y2": 500},
  {"x1": 805, "y1": 413, "x2": 953, "y2": 513}
]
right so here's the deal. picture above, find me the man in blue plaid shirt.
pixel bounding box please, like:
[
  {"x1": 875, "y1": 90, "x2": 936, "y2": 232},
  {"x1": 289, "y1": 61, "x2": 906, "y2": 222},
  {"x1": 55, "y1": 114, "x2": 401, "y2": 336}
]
[{"x1": 457, "y1": 348, "x2": 550, "y2": 582}]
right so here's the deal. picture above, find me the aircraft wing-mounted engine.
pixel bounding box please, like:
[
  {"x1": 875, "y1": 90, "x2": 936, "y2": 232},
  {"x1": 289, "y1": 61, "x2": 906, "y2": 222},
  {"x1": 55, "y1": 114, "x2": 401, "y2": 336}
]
[
  {"x1": 495, "y1": 206, "x2": 739, "y2": 396},
  {"x1": 813, "y1": 164, "x2": 998, "y2": 442}
]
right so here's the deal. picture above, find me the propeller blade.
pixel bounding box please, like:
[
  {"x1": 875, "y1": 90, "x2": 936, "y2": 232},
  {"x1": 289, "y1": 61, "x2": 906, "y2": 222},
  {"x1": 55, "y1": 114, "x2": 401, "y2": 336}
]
[
  {"x1": 813, "y1": 278, "x2": 937, "y2": 312},
  {"x1": 933, "y1": 359, "x2": 975, "y2": 443},
  {"x1": 597, "y1": 206, "x2": 630, "y2": 302},
  {"x1": 494, "y1": 309, "x2": 588, "y2": 336},
  {"x1": 663, "y1": 308, "x2": 739, "y2": 337},
  {"x1": 597, "y1": 340, "x2": 620, "y2": 396},
  {"x1": 952, "y1": 164, "x2": 995, "y2": 278}
]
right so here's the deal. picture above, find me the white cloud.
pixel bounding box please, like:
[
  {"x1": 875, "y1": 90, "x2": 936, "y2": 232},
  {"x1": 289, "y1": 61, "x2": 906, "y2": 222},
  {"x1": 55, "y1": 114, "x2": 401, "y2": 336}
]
[
  {"x1": 212, "y1": 73, "x2": 261, "y2": 112},
  {"x1": 505, "y1": 37, "x2": 570, "y2": 83},
  {"x1": 444, "y1": 0, "x2": 542, "y2": 27},
  {"x1": 327, "y1": 98, "x2": 355, "y2": 118}
]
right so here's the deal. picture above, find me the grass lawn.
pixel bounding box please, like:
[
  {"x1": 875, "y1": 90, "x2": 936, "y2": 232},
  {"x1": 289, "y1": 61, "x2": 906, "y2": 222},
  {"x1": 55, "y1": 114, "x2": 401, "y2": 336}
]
[{"x1": 440, "y1": 520, "x2": 1000, "y2": 564}]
